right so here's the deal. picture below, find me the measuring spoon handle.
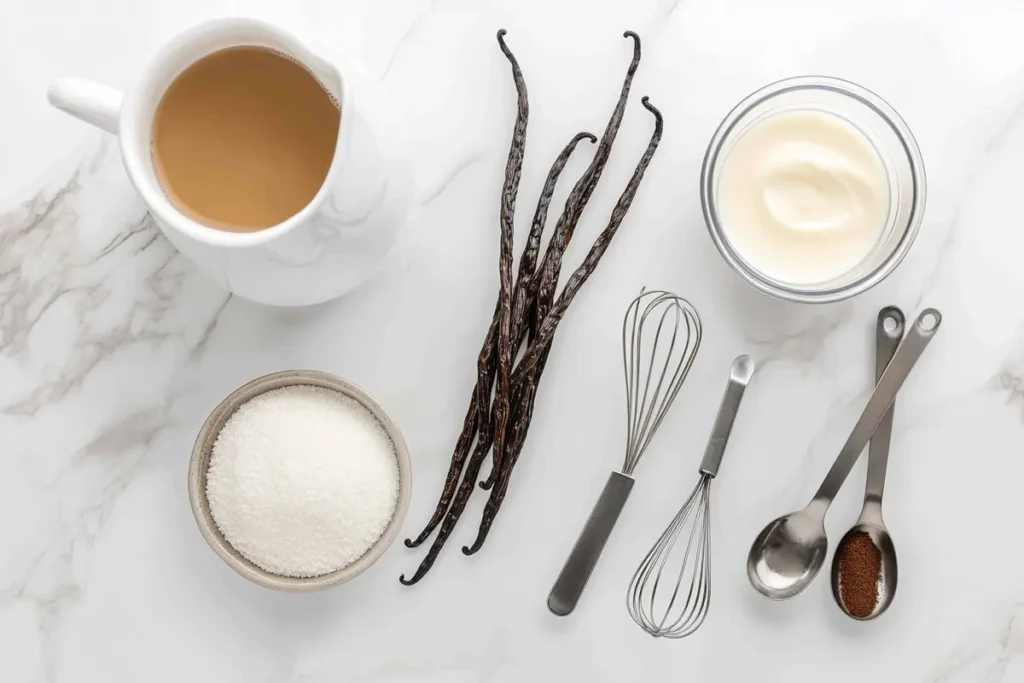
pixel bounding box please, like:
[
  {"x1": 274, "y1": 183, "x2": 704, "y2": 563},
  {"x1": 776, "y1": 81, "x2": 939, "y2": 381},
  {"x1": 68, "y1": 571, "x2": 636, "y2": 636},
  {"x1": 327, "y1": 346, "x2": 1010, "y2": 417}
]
[
  {"x1": 865, "y1": 307, "x2": 904, "y2": 505},
  {"x1": 812, "y1": 309, "x2": 941, "y2": 505}
]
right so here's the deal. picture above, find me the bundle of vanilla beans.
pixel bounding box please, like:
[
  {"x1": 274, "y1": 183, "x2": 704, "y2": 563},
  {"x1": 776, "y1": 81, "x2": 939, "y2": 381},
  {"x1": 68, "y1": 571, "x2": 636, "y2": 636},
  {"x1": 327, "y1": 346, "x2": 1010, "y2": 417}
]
[{"x1": 400, "y1": 29, "x2": 663, "y2": 585}]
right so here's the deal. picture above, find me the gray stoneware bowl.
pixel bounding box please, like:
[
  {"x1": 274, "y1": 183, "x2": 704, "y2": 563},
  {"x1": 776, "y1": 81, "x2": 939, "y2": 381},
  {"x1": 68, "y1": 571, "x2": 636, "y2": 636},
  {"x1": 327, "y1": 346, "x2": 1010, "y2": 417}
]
[{"x1": 188, "y1": 370, "x2": 412, "y2": 592}]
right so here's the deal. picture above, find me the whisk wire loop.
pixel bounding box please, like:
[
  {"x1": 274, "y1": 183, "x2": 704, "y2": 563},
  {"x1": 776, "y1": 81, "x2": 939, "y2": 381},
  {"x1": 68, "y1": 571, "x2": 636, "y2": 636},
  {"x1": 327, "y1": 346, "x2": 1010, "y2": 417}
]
[
  {"x1": 627, "y1": 354, "x2": 753, "y2": 639},
  {"x1": 627, "y1": 473, "x2": 712, "y2": 638},
  {"x1": 621, "y1": 290, "x2": 702, "y2": 475}
]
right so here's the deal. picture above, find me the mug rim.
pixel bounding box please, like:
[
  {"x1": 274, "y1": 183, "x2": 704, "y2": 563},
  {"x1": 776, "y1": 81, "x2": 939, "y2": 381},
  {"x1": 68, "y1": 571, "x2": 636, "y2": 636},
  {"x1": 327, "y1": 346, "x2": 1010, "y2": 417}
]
[{"x1": 119, "y1": 16, "x2": 351, "y2": 248}]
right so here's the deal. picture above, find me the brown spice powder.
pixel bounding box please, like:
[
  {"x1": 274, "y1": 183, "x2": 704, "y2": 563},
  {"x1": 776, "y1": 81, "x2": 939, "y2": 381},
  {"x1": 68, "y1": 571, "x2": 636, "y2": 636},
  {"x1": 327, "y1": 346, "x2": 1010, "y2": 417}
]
[{"x1": 837, "y1": 532, "x2": 881, "y2": 618}]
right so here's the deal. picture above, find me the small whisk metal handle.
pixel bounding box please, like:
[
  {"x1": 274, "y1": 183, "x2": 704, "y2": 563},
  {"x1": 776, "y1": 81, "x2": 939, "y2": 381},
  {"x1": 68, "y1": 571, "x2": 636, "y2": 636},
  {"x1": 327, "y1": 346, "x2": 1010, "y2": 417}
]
[{"x1": 699, "y1": 355, "x2": 754, "y2": 476}]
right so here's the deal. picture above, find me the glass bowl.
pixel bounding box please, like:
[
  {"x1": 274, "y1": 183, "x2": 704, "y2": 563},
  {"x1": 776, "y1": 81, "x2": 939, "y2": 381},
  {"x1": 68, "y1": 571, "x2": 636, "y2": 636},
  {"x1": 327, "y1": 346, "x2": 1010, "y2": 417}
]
[{"x1": 700, "y1": 76, "x2": 926, "y2": 304}]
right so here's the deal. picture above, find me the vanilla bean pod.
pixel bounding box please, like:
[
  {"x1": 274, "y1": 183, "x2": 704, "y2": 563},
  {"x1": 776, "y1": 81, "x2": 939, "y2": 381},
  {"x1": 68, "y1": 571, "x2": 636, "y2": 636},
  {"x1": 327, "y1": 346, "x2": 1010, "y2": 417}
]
[
  {"x1": 399, "y1": 329, "x2": 537, "y2": 581},
  {"x1": 466, "y1": 97, "x2": 665, "y2": 554},
  {"x1": 488, "y1": 28, "x2": 529, "y2": 545},
  {"x1": 482, "y1": 31, "x2": 642, "y2": 492},
  {"x1": 402, "y1": 314, "x2": 494, "y2": 547},
  {"x1": 533, "y1": 31, "x2": 641, "y2": 322},
  {"x1": 402, "y1": 32, "x2": 659, "y2": 584},
  {"x1": 463, "y1": 343, "x2": 549, "y2": 554},
  {"x1": 400, "y1": 308, "x2": 549, "y2": 580},
  {"x1": 400, "y1": 32, "x2": 596, "y2": 584},
  {"x1": 401, "y1": 29, "x2": 526, "y2": 559},
  {"x1": 405, "y1": 131, "x2": 596, "y2": 544},
  {"x1": 479, "y1": 130, "x2": 596, "y2": 490},
  {"x1": 512, "y1": 97, "x2": 664, "y2": 387},
  {"x1": 518, "y1": 134, "x2": 597, "y2": 299}
]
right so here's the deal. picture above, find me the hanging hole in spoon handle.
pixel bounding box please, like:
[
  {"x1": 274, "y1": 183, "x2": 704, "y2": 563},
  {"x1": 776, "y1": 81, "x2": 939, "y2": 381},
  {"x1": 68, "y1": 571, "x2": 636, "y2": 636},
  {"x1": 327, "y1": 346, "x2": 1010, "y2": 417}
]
[
  {"x1": 918, "y1": 310, "x2": 940, "y2": 332},
  {"x1": 880, "y1": 306, "x2": 904, "y2": 339}
]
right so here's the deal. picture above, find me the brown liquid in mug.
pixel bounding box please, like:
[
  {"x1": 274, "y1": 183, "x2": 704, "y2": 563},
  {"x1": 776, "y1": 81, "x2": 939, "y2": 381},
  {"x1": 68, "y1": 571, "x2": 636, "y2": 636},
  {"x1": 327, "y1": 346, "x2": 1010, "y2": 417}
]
[{"x1": 151, "y1": 46, "x2": 341, "y2": 232}]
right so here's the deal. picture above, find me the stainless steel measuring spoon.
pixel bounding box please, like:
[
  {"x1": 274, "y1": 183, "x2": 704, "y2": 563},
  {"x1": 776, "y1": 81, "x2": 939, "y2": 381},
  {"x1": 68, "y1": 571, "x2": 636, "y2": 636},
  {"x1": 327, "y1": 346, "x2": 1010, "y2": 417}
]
[
  {"x1": 830, "y1": 306, "x2": 903, "y2": 619},
  {"x1": 747, "y1": 308, "x2": 941, "y2": 600}
]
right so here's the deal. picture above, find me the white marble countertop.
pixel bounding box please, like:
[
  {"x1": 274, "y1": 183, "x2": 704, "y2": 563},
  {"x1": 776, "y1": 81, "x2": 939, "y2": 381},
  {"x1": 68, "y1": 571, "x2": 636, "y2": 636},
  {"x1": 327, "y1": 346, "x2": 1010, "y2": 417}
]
[{"x1": 4, "y1": 0, "x2": 1024, "y2": 681}]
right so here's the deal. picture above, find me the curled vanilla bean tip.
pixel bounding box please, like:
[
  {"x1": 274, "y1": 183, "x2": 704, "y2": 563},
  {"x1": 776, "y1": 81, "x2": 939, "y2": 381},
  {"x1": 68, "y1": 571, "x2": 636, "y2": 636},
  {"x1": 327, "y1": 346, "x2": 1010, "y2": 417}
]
[
  {"x1": 497, "y1": 29, "x2": 510, "y2": 51},
  {"x1": 578, "y1": 132, "x2": 598, "y2": 144},
  {"x1": 641, "y1": 96, "x2": 663, "y2": 121},
  {"x1": 623, "y1": 31, "x2": 641, "y2": 70},
  {"x1": 404, "y1": 532, "x2": 429, "y2": 548}
]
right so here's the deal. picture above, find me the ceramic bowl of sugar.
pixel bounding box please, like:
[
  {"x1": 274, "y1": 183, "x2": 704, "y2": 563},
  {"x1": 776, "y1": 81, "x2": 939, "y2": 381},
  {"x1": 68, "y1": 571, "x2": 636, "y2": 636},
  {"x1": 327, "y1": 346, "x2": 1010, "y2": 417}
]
[{"x1": 188, "y1": 370, "x2": 412, "y2": 591}]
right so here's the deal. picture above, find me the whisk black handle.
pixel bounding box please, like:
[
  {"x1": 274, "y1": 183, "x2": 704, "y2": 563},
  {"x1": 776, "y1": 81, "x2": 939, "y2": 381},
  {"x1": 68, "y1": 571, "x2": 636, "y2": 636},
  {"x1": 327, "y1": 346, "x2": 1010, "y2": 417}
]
[{"x1": 547, "y1": 471, "x2": 634, "y2": 616}]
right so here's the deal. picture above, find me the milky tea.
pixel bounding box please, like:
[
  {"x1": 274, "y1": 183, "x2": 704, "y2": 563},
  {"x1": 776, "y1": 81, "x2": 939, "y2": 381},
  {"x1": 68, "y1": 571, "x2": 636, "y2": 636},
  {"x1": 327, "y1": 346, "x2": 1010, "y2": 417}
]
[{"x1": 151, "y1": 46, "x2": 341, "y2": 232}]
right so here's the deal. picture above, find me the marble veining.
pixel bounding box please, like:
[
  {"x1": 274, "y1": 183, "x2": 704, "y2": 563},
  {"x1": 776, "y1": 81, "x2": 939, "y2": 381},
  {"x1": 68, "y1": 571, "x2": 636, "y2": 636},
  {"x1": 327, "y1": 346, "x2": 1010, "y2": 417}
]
[{"x1": 4, "y1": 0, "x2": 1024, "y2": 681}]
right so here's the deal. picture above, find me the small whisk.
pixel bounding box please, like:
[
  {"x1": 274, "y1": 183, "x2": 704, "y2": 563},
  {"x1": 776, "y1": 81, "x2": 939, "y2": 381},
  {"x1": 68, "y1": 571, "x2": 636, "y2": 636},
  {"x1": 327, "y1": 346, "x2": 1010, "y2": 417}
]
[
  {"x1": 627, "y1": 355, "x2": 754, "y2": 638},
  {"x1": 547, "y1": 290, "x2": 702, "y2": 617}
]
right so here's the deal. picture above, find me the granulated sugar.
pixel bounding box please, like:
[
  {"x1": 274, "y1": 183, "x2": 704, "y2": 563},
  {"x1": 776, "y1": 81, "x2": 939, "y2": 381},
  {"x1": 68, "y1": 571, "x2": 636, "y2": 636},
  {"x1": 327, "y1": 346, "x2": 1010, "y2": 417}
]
[{"x1": 206, "y1": 384, "x2": 399, "y2": 577}]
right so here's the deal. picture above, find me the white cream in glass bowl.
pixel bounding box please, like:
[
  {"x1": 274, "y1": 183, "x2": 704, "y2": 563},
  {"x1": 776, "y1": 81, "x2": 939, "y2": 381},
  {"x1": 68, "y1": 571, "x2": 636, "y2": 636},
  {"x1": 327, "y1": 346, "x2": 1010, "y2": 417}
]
[{"x1": 701, "y1": 76, "x2": 926, "y2": 304}]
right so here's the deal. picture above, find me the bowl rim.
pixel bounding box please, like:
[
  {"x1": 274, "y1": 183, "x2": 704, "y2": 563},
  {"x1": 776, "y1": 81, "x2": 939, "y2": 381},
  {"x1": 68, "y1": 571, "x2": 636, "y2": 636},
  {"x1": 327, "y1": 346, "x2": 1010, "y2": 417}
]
[
  {"x1": 188, "y1": 369, "x2": 412, "y2": 592},
  {"x1": 699, "y1": 75, "x2": 927, "y2": 304}
]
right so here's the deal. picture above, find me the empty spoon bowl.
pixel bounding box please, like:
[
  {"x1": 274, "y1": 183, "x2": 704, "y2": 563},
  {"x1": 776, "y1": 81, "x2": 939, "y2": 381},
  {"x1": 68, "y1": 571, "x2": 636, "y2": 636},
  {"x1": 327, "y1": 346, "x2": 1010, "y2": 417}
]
[{"x1": 747, "y1": 505, "x2": 827, "y2": 600}]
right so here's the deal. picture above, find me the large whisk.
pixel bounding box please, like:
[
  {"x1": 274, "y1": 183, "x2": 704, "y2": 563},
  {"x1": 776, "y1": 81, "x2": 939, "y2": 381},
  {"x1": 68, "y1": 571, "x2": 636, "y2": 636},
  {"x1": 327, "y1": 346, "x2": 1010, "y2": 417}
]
[
  {"x1": 627, "y1": 354, "x2": 754, "y2": 638},
  {"x1": 622, "y1": 290, "x2": 703, "y2": 475},
  {"x1": 547, "y1": 290, "x2": 702, "y2": 616}
]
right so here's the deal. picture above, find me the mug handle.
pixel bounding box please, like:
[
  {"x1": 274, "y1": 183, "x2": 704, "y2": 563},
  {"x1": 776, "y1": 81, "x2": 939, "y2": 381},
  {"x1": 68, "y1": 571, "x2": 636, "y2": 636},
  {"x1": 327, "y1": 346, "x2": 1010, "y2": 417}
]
[{"x1": 48, "y1": 78, "x2": 122, "y2": 135}]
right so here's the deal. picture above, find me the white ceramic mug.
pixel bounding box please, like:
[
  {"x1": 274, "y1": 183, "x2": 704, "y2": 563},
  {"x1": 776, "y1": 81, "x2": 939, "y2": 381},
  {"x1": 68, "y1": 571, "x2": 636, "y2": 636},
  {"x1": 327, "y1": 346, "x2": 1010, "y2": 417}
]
[{"x1": 48, "y1": 17, "x2": 413, "y2": 307}]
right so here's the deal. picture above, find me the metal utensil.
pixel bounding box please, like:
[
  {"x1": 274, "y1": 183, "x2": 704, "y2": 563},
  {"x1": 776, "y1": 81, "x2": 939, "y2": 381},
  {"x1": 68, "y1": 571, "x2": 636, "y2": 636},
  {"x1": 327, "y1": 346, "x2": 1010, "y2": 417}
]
[
  {"x1": 830, "y1": 306, "x2": 903, "y2": 619},
  {"x1": 547, "y1": 290, "x2": 701, "y2": 616},
  {"x1": 747, "y1": 308, "x2": 941, "y2": 600},
  {"x1": 627, "y1": 355, "x2": 755, "y2": 638}
]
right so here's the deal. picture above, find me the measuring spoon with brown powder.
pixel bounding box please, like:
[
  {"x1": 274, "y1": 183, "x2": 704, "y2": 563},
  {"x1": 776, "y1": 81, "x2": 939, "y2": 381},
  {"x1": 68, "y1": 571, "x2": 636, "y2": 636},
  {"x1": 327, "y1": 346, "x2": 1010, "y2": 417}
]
[{"x1": 830, "y1": 306, "x2": 903, "y2": 620}]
